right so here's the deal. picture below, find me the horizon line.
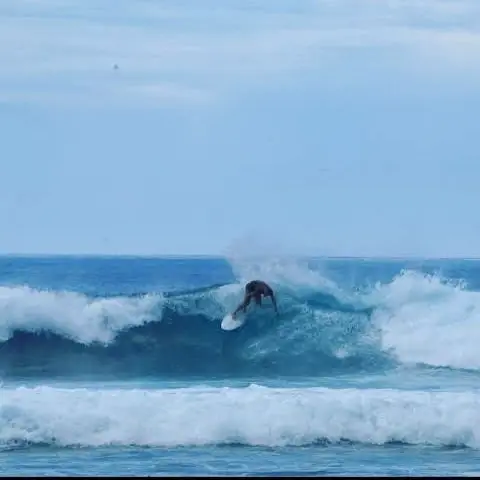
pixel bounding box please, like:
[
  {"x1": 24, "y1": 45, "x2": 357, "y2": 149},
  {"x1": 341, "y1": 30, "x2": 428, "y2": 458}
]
[{"x1": 1, "y1": 253, "x2": 480, "y2": 261}]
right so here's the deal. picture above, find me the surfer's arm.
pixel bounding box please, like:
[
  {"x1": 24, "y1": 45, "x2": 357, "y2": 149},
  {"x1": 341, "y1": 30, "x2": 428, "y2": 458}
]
[
  {"x1": 270, "y1": 293, "x2": 279, "y2": 316},
  {"x1": 232, "y1": 294, "x2": 252, "y2": 318}
]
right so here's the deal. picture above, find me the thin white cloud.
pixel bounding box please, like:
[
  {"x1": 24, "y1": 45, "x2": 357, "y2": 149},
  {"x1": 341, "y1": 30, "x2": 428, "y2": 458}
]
[
  {"x1": 1, "y1": 0, "x2": 480, "y2": 107},
  {"x1": 122, "y1": 83, "x2": 214, "y2": 106}
]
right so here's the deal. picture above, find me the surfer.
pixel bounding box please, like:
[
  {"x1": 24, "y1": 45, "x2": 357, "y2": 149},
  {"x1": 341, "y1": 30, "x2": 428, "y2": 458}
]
[{"x1": 232, "y1": 280, "x2": 278, "y2": 319}]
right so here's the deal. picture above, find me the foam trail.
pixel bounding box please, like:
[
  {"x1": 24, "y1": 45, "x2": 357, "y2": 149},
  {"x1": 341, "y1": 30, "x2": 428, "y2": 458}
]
[{"x1": 2, "y1": 385, "x2": 480, "y2": 449}]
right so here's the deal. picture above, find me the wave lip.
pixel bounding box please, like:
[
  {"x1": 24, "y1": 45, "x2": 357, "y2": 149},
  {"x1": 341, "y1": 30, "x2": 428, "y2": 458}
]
[
  {"x1": 1, "y1": 385, "x2": 480, "y2": 449},
  {"x1": 0, "y1": 285, "x2": 162, "y2": 344}
]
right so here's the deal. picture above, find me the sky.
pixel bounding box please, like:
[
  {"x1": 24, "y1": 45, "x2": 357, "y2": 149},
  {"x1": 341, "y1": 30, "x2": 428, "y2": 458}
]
[{"x1": 1, "y1": 0, "x2": 480, "y2": 257}]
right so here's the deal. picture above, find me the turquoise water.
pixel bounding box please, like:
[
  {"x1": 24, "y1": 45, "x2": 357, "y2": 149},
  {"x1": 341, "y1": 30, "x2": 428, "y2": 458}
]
[{"x1": 2, "y1": 255, "x2": 480, "y2": 476}]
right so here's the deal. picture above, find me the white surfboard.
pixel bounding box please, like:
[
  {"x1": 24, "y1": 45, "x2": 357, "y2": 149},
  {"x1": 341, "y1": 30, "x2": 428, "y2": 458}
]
[{"x1": 221, "y1": 313, "x2": 246, "y2": 331}]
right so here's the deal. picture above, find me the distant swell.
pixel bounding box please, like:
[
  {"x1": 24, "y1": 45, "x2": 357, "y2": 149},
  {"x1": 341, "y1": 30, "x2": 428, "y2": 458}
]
[{"x1": 1, "y1": 268, "x2": 480, "y2": 377}]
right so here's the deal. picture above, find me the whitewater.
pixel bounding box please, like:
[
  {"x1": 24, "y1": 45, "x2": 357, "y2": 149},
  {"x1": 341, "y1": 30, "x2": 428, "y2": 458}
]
[{"x1": 2, "y1": 255, "x2": 480, "y2": 476}]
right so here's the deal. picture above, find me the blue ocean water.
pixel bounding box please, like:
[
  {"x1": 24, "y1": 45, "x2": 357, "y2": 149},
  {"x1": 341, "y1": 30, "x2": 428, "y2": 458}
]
[{"x1": 2, "y1": 255, "x2": 480, "y2": 476}]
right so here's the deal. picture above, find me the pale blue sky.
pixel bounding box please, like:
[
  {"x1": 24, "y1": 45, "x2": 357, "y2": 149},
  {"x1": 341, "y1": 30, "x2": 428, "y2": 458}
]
[{"x1": 1, "y1": 0, "x2": 480, "y2": 257}]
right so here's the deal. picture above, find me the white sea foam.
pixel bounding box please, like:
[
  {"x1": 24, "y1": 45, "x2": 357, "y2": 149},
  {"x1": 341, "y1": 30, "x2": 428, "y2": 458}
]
[
  {"x1": 370, "y1": 270, "x2": 480, "y2": 370},
  {"x1": 1, "y1": 384, "x2": 480, "y2": 448},
  {"x1": 0, "y1": 286, "x2": 161, "y2": 344}
]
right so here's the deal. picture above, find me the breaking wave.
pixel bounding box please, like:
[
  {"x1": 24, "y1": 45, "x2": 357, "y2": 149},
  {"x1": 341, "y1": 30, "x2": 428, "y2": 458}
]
[
  {"x1": 1, "y1": 258, "x2": 480, "y2": 377},
  {"x1": 2, "y1": 384, "x2": 480, "y2": 450}
]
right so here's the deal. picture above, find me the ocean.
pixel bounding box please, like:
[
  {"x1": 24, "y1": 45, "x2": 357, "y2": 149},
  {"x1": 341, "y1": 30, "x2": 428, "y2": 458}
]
[{"x1": 2, "y1": 254, "x2": 480, "y2": 476}]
